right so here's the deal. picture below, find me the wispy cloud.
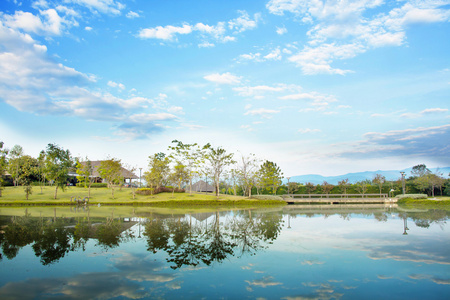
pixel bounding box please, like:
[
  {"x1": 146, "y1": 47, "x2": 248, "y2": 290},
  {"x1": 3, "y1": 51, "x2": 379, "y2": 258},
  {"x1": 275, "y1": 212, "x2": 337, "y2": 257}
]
[
  {"x1": 137, "y1": 10, "x2": 260, "y2": 43},
  {"x1": 204, "y1": 72, "x2": 241, "y2": 84},
  {"x1": 266, "y1": 0, "x2": 450, "y2": 75}
]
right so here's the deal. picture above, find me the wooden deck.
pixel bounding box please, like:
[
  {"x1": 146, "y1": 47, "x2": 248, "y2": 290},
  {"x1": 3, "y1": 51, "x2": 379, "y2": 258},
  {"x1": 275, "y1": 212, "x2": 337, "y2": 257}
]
[{"x1": 282, "y1": 193, "x2": 397, "y2": 204}]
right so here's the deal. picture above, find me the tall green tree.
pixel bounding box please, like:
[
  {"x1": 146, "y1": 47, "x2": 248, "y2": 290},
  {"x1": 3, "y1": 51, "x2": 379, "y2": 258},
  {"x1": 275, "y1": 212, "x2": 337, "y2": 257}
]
[
  {"x1": 44, "y1": 143, "x2": 74, "y2": 199},
  {"x1": 305, "y1": 182, "x2": 316, "y2": 196},
  {"x1": 171, "y1": 162, "x2": 189, "y2": 190},
  {"x1": 321, "y1": 181, "x2": 334, "y2": 197},
  {"x1": 144, "y1": 152, "x2": 171, "y2": 192},
  {"x1": 338, "y1": 179, "x2": 349, "y2": 195},
  {"x1": 168, "y1": 140, "x2": 203, "y2": 194},
  {"x1": 97, "y1": 158, "x2": 123, "y2": 199},
  {"x1": 411, "y1": 164, "x2": 432, "y2": 194},
  {"x1": 237, "y1": 153, "x2": 260, "y2": 198},
  {"x1": 372, "y1": 174, "x2": 386, "y2": 195},
  {"x1": 7, "y1": 144, "x2": 24, "y2": 187},
  {"x1": 203, "y1": 144, "x2": 235, "y2": 198},
  {"x1": 258, "y1": 160, "x2": 283, "y2": 195},
  {"x1": 16, "y1": 155, "x2": 38, "y2": 200}
]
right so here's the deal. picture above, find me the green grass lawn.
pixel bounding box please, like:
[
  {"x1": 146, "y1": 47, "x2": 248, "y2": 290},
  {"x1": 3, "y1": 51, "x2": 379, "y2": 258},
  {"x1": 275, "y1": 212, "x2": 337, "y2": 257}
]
[{"x1": 0, "y1": 186, "x2": 285, "y2": 207}]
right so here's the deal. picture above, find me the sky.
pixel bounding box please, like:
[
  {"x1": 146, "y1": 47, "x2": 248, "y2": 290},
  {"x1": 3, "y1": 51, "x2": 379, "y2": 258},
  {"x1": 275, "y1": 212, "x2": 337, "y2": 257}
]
[{"x1": 0, "y1": 0, "x2": 449, "y2": 177}]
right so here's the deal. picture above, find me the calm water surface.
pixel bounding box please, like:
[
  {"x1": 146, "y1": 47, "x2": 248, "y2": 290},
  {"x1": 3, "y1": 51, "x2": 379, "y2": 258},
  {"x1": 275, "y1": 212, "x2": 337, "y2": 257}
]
[{"x1": 0, "y1": 205, "x2": 449, "y2": 299}]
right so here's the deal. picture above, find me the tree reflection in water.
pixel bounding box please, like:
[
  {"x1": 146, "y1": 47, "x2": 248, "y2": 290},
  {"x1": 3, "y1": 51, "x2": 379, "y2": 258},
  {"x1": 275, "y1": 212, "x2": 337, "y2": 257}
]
[
  {"x1": 0, "y1": 207, "x2": 447, "y2": 267},
  {"x1": 143, "y1": 210, "x2": 285, "y2": 269}
]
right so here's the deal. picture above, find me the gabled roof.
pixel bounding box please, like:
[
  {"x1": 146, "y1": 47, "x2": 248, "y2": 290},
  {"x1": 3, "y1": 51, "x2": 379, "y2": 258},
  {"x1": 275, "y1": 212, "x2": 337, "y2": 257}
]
[{"x1": 77, "y1": 160, "x2": 138, "y2": 179}]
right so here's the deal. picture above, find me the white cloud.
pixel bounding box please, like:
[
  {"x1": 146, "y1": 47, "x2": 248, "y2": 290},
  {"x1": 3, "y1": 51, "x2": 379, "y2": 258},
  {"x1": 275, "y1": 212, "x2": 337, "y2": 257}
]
[
  {"x1": 264, "y1": 48, "x2": 282, "y2": 60},
  {"x1": 244, "y1": 108, "x2": 280, "y2": 118},
  {"x1": 198, "y1": 41, "x2": 215, "y2": 48},
  {"x1": 137, "y1": 10, "x2": 258, "y2": 43},
  {"x1": 168, "y1": 106, "x2": 184, "y2": 115},
  {"x1": 239, "y1": 52, "x2": 262, "y2": 61},
  {"x1": 267, "y1": 0, "x2": 450, "y2": 75},
  {"x1": 107, "y1": 81, "x2": 125, "y2": 90},
  {"x1": 421, "y1": 108, "x2": 448, "y2": 114},
  {"x1": 138, "y1": 24, "x2": 192, "y2": 40},
  {"x1": 1, "y1": 9, "x2": 76, "y2": 36},
  {"x1": 276, "y1": 26, "x2": 287, "y2": 35},
  {"x1": 126, "y1": 11, "x2": 140, "y2": 19},
  {"x1": 129, "y1": 113, "x2": 177, "y2": 123},
  {"x1": 68, "y1": 0, "x2": 125, "y2": 15},
  {"x1": 228, "y1": 10, "x2": 261, "y2": 33},
  {"x1": 233, "y1": 84, "x2": 296, "y2": 99},
  {"x1": 288, "y1": 43, "x2": 363, "y2": 75},
  {"x1": 298, "y1": 128, "x2": 321, "y2": 134},
  {"x1": 85, "y1": 26, "x2": 92, "y2": 31},
  {"x1": 204, "y1": 72, "x2": 241, "y2": 85},
  {"x1": 0, "y1": 22, "x2": 176, "y2": 140}
]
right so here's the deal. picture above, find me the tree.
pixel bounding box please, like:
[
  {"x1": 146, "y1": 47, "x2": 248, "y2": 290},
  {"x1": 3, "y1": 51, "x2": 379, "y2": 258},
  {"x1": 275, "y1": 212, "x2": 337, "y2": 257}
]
[
  {"x1": 76, "y1": 158, "x2": 95, "y2": 199},
  {"x1": 258, "y1": 160, "x2": 283, "y2": 195},
  {"x1": 0, "y1": 141, "x2": 8, "y2": 197},
  {"x1": 16, "y1": 155, "x2": 38, "y2": 200},
  {"x1": 338, "y1": 179, "x2": 349, "y2": 195},
  {"x1": 237, "y1": 153, "x2": 260, "y2": 197},
  {"x1": 372, "y1": 174, "x2": 386, "y2": 195},
  {"x1": 171, "y1": 162, "x2": 189, "y2": 190},
  {"x1": 305, "y1": 182, "x2": 316, "y2": 196},
  {"x1": 411, "y1": 164, "x2": 431, "y2": 178},
  {"x1": 203, "y1": 144, "x2": 235, "y2": 198},
  {"x1": 168, "y1": 140, "x2": 203, "y2": 194},
  {"x1": 44, "y1": 144, "x2": 74, "y2": 199},
  {"x1": 144, "y1": 152, "x2": 171, "y2": 192},
  {"x1": 355, "y1": 180, "x2": 371, "y2": 197},
  {"x1": 321, "y1": 181, "x2": 334, "y2": 197},
  {"x1": 97, "y1": 158, "x2": 123, "y2": 199},
  {"x1": 7, "y1": 144, "x2": 23, "y2": 187}
]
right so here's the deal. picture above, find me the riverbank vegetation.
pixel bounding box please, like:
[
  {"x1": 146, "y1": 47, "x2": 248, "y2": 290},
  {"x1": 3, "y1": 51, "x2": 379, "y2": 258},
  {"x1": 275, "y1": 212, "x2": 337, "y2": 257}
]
[{"x1": 1, "y1": 140, "x2": 449, "y2": 205}]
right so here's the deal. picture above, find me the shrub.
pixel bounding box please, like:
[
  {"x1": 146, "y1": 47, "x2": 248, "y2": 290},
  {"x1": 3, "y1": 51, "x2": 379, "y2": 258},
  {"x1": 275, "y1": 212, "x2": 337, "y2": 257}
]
[
  {"x1": 397, "y1": 194, "x2": 428, "y2": 200},
  {"x1": 251, "y1": 195, "x2": 284, "y2": 201},
  {"x1": 136, "y1": 186, "x2": 185, "y2": 196},
  {"x1": 136, "y1": 188, "x2": 154, "y2": 195}
]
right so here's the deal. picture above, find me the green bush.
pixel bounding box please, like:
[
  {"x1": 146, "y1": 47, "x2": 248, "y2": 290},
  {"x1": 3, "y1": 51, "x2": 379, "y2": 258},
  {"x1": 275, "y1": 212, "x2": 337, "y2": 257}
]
[
  {"x1": 136, "y1": 188, "x2": 154, "y2": 195},
  {"x1": 251, "y1": 195, "x2": 284, "y2": 201},
  {"x1": 136, "y1": 186, "x2": 185, "y2": 196},
  {"x1": 397, "y1": 194, "x2": 428, "y2": 200}
]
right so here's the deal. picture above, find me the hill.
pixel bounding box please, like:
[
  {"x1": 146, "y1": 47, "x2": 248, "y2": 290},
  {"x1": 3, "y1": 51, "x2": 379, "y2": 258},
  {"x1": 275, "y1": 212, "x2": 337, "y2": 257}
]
[{"x1": 286, "y1": 167, "x2": 450, "y2": 185}]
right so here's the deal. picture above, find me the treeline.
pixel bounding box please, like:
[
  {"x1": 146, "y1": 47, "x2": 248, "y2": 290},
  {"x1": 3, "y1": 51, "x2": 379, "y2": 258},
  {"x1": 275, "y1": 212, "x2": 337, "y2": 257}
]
[
  {"x1": 1, "y1": 140, "x2": 449, "y2": 200},
  {"x1": 0, "y1": 140, "x2": 284, "y2": 200}
]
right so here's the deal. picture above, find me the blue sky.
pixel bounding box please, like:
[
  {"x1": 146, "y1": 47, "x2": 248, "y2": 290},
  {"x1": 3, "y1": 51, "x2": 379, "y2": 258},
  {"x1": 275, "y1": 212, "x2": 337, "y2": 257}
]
[{"x1": 0, "y1": 0, "x2": 449, "y2": 176}]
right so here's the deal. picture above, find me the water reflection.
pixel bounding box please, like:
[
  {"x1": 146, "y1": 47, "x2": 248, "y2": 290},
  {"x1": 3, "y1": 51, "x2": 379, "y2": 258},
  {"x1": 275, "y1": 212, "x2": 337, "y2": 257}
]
[{"x1": 0, "y1": 206, "x2": 449, "y2": 299}]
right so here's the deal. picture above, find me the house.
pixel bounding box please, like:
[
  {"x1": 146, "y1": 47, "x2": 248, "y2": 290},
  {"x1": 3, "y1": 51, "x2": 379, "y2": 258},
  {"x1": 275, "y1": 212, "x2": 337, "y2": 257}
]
[
  {"x1": 71, "y1": 161, "x2": 138, "y2": 184},
  {"x1": 191, "y1": 180, "x2": 214, "y2": 193}
]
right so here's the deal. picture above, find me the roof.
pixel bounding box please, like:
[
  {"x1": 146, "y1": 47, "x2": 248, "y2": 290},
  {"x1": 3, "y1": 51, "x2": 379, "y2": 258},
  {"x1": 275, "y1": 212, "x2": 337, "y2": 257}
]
[
  {"x1": 192, "y1": 180, "x2": 214, "y2": 192},
  {"x1": 77, "y1": 160, "x2": 138, "y2": 179}
]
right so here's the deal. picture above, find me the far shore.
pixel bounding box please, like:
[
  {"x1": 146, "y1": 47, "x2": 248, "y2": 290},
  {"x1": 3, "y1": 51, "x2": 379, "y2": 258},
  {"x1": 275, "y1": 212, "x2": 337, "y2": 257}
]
[{"x1": 0, "y1": 186, "x2": 285, "y2": 207}]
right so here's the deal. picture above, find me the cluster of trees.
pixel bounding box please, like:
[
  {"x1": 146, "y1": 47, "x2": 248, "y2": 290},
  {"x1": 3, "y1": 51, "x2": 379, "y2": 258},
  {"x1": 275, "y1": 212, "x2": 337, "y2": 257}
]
[
  {"x1": 2, "y1": 139, "x2": 449, "y2": 200},
  {"x1": 0, "y1": 143, "x2": 74, "y2": 199},
  {"x1": 281, "y1": 164, "x2": 449, "y2": 197},
  {"x1": 144, "y1": 140, "x2": 284, "y2": 198},
  {"x1": 0, "y1": 140, "x2": 285, "y2": 200}
]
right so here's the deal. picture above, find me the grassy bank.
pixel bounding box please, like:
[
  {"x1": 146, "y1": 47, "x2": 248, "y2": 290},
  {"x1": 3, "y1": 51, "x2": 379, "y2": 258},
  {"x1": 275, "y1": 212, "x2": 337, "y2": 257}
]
[
  {"x1": 0, "y1": 186, "x2": 285, "y2": 207},
  {"x1": 397, "y1": 196, "x2": 450, "y2": 209}
]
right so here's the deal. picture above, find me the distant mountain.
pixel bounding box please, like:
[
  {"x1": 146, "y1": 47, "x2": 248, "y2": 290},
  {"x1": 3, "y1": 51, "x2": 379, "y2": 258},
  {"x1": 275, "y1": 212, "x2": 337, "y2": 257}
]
[{"x1": 285, "y1": 167, "x2": 450, "y2": 185}]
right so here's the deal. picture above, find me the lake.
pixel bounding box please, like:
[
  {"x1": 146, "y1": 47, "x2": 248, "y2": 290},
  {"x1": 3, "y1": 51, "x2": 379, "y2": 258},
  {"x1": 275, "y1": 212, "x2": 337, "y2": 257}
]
[{"x1": 0, "y1": 205, "x2": 449, "y2": 299}]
